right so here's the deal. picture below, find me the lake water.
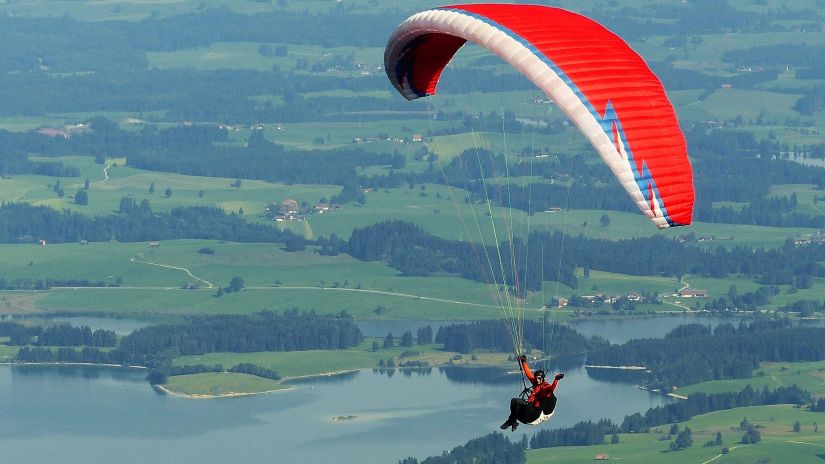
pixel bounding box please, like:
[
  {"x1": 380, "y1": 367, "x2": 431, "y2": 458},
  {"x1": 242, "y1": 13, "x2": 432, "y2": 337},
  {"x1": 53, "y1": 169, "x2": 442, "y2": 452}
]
[
  {"x1": 0, "y1": 363, "x2": 666, "y2": 464},
  {"x1": 3, "y1": 315, "x2": 819, "y2": 464}
]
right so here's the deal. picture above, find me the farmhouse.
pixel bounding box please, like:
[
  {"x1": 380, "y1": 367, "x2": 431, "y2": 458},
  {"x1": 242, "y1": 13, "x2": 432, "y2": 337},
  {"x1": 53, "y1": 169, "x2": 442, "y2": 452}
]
[
  {"x1": 280, "y1": 199, "x2": 299, "y2": 215},
  {"x1": 679, "y1": 289, "x2": 708, "y2": 298}
]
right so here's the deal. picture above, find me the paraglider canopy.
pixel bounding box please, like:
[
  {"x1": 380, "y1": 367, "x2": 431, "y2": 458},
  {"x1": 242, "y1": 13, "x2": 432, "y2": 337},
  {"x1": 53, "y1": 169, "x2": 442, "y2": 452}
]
[{"x1": 385, "y1": 4, "x2": 694, "y2": 229}]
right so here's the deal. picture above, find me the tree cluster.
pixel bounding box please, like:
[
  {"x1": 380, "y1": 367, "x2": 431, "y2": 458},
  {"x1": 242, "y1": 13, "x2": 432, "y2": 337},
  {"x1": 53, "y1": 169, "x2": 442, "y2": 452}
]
[
  {"x1": 434, "y1": 320, "x2": 604, "y2": 355},
  {"x1": 739, "y1": 418, "x2": 762, "y2": 444},
  {"x1": 529, "y1": 419, "x2": 616, "y2": 449},
  {"x1": 228, "y1": 362, "x2": 281, "y2": 380},
  {"x1": 38, "y1": 323, "x2": 116, "y2": 347},
  {"x1": 398, "y1": 432, "x2": 525, "y2": 464}
]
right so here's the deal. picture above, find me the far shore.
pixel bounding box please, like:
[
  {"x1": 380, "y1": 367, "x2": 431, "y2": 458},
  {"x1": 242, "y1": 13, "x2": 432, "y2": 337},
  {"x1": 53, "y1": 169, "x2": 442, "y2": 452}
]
[
  {"x1": 584, "y1": 364, "x2": 647, "y2": 370},
  {"x1": 0, "y1": 361, "x2": 147, "y2": 369}
]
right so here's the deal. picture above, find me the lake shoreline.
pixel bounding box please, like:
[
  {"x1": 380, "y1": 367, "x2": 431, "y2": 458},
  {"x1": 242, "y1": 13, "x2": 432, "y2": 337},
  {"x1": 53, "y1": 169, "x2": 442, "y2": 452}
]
[{"x1": 0, "y1": 361, "x2": 147, "y2": 369}]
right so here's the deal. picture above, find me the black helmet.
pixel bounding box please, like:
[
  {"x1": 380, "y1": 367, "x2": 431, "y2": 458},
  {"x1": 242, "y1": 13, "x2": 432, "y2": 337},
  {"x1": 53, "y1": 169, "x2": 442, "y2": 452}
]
[{"x1": 535, "y1": 370, "x2": 546, "y2": 380}]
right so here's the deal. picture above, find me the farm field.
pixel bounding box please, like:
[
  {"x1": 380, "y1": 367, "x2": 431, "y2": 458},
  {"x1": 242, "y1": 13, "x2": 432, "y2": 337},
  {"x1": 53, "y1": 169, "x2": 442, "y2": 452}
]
[
  {"x1": 5, "y1": 235, "x2": 825, "y2": 319},
  {"x1": 3, "y1": 145, "x2": 817, "y2": 250},
  {"x1": 1, "y1": 156, "x2": 338, "y2": 219},
  {"x1": 527, "y1": 404, "x2": 825, "y2": 464},
  {"x1": 678, "y1": 360, "x2": 825, "y2": 397},
  {"x1": 162, "y1": 372, "x2": 286, "y2": 397}
]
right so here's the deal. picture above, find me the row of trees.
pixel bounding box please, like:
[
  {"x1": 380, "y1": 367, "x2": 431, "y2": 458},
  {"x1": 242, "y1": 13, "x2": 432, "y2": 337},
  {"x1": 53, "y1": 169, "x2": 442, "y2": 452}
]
[{"x1": 0, "y1": 200, "x2": 299, "y2": 245}]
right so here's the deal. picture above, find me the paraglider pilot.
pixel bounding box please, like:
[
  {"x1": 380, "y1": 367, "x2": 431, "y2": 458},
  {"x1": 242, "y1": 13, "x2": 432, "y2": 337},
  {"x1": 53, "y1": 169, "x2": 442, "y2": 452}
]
[{"x1": 500, "y1": 355, "x2": 564, "y2": 431}]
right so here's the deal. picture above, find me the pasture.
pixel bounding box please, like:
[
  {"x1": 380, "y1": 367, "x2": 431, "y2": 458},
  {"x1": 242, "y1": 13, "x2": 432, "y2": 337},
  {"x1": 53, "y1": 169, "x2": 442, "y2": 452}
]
[
  {"x1": 163, "y1": 372, "x2": 286, "y2": 396},
  {"x1": 678, "y1": 360, "x2": 825, "y2": 397},
  {"x1": 527, "y1": 404, "x2": 825, "y2": 464},
  {"x1": 1, "y1": 156, "x2": 339, "y2": 219}
]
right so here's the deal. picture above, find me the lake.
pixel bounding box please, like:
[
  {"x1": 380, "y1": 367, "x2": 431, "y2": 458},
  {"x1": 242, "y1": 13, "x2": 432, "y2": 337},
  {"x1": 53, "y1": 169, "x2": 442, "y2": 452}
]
[
  {"x1": 4, "y1": 315, "x2": 817, "y2": 463},
  {"x1": 0, "y1": 363, "x2": 666, "y2": 464}
]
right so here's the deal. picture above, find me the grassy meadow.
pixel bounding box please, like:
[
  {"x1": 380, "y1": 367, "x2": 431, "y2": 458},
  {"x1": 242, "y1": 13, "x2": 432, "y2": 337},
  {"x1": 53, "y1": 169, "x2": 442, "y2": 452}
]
[
  {"x1": 678, "y1": 360, "x2": 825, "y2": 397},
  {"x1": 527, "y1": 404, "x2": 825, "y2": 464},
  {"x1": 163, "y1": 372, "x2": 287, "y2": 396},
  {"x1": 6, "y1": 153, "x2": 814, "y2": 249}
]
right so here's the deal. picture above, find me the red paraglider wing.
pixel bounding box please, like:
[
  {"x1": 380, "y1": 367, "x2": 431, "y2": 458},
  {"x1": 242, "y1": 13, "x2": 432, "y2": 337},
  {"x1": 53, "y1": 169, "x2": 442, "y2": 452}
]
[{"x1": 385, "y1": 4, "x2": 694, "y2": 229}]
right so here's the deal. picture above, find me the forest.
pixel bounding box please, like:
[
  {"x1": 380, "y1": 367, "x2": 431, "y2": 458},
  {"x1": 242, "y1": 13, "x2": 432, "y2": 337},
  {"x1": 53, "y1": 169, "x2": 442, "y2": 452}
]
[
  {"x1": 345, "y1": 220, "x2": 825, "y2": 293},
  {"x1": 398, "y1": 432, "x2": 525, "y2": 464},
  {"x1": 434, "y1": 320, "x2": 605, "y2": 355},
  {"x1": 6, "y1": 310, "x2": 362, "y2": 383}
]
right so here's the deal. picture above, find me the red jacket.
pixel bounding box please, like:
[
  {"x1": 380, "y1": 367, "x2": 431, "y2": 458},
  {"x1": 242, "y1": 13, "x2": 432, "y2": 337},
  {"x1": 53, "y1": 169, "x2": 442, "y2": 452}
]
[{"x1": 522, "y1": 360, "x2": 558, "y2": 408}]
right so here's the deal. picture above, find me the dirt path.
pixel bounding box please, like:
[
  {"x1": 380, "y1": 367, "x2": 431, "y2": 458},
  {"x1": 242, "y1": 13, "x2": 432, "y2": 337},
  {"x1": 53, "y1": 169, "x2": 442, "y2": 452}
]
[
  {"x1": 248, "y1": 286, "x2": 536, "y2": 310},
  {"x1": 787, "y1": 440, "x2": 825, "y2": 447},
  {"x1": 700, "y1": 445, "x2": 744, "y2": 464},
  {"x1": 12, "y1": 187, "x2": 32, "y2": 202},
  {"x1": 662, "y1": 276, "x2": 692, "y2": 311},
  {"x1": 129, "y1": 257, "x2": 214, "y2": 288},
  {"x1": 102, "y1": 160, "x2": 112, "y2": 182}
]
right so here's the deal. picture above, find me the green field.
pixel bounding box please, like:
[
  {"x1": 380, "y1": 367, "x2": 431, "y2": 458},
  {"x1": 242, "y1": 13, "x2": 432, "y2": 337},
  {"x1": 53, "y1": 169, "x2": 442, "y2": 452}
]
[
  {"x1": 678, "y1": 360, "x2": 825, "y2": 397},
  {"x1": 2, "y1": 234, "x2": 822, "y2": 319},
  {"x1": 528, "y1": 404, "x2": 825, "y2": 464},
  {"x1": 0, "y1": 239, "x2": 549, "y2": 318},
  {"x1": 148, "y1": 42, "x2": 385, "y2": 73},
  {"x1": 0, "y1": 344, "x2": 19, "y2": 361},
  {"x1": 2, "y1": 150, "x2": 814, "y2": 251},
  {"x1": 163, "y1": 372, "x2": 286, "y2": 397},
  {"x1": 1, "y1": 156, "x2": 339, "y2": 220}
]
